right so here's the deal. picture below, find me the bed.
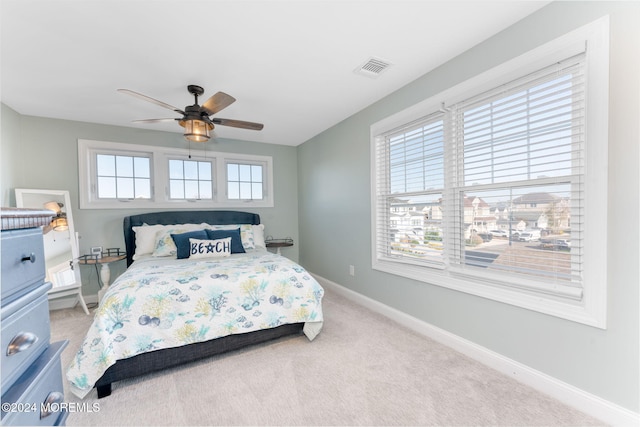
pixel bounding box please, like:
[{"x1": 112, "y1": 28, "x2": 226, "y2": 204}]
[{"x1": 66, "y1": 210, "x2": 324, "y2": 398}]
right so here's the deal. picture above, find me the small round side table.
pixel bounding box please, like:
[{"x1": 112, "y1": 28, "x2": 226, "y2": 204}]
[
  {"x1": 78, "y1": 248, "x2": 126, "y2": 304},
  {"x1": 265, "y1": 238, "x2": 294, "y2": 255}
]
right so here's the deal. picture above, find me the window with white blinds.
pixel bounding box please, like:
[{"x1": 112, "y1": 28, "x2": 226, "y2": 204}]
[
  {"x1": 371, "y1": 18, "x2": 608, "y2": 328},
  {"x1": 375, "y1": 113, "x2": 445, "y2": 268},
  {"x1": 445, "y1": 54, "x2": 585, "y2": 298}
]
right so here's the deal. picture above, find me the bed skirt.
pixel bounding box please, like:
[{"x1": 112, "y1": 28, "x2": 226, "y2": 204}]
[{"x1": 93, "y1": 322, "x2": 305, "y2": 398}]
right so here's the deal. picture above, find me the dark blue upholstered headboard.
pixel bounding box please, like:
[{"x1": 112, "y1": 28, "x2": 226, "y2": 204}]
[{"x1": 123, "y1": 210, "x2": 260, "y2": 266}]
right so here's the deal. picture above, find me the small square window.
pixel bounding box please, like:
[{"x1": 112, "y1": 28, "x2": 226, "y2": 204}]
[
  {"x1": 227, "y1": 162, "x2": 264, "y2": 200},
  {"x1": 168, "y1": 159, "x2": 214, "y2": 200},
  {"x1": 96, "y1": 154, "x2": 151, "y2": 199}
]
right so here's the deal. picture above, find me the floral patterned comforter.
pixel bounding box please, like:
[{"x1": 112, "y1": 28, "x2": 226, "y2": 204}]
[{"x1": 67, "y1": 251, "x2": 324, "y2": 398}]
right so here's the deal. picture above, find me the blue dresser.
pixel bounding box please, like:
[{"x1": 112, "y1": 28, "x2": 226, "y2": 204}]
[{"x1": 1, "y1": 208, "x2": 69, "y2": 426}]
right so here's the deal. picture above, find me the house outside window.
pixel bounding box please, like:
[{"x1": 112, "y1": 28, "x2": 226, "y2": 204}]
[{"x1": 371, "y1": 18, "x2": 609, "y2": 328}]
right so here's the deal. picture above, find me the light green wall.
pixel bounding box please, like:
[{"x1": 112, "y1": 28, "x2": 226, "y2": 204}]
[
  {"x1": 1, "y1": 111, "x2": 300, "y2": 296},
  {"x1": 2, "y1": 0, "x2": 637, "y2": 414},
  {"x1": 1, "y1": 104, "x2": 21, "y2": 202},
  {"x1": 297, "y1": 1, "x2": 639, "y2": 413}
]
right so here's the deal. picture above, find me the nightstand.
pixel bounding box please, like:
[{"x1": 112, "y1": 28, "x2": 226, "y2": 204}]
[
  {"x1": 78, "y1": 248, "x2": 126, "y2": 303},
  {"x1": 265, "y1": 238, "x2": 294, "y2": 255}
]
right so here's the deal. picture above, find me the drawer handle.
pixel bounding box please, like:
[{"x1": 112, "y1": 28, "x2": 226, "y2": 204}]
[
  {"x1": 6, "y1": 332, "x2": 38, "y2": 356},
  {"x1": 40, "y1": 391, "x2": 64, "y2": 419},
  {"x1": 21, "y1": 253, "x2": 36, "y2": 263}
]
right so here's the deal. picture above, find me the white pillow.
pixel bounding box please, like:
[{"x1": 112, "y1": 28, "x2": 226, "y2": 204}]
[
  {"x1": 252, "y1": 224, "x2": 266, "y2": 249},
  {"x1": 189, "y1": 237, "x2": 232, "y2": 259},
  {"x1": 151, "y1": 223, "x2": 205, "y2": 257},
  {"x1": 132, "y1": 224, "x2": 168, "y2": 260},
  {"x1": 204, "y1": 224, "x2": 255, "y2": 249}
]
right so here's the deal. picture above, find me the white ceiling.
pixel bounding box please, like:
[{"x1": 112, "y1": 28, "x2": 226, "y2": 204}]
[{"x1": 1, "y1": 0, "x2": 549, "y2": 146}]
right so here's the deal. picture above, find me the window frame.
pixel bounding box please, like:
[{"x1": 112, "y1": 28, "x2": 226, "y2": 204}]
[
  {"x1": 78, "y1": 139, "x2": 274, "y2": 209},
  {"x1": 166, "y1": 156, "x2": 215, "y2": 202},
  {"x1": 79, "y1": 142, "x2": 155, "y2": 207},
  {"x1": 370, "y1": 17, "x2": 609, "y2": 328},
  {"x1": 225, "y1": 159, "x2": 268, "y2": 202}
]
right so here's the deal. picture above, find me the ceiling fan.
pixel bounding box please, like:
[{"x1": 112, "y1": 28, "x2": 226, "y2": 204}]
[{"x1": 118, "y1": 84, "x2": 264, "y2": 142}]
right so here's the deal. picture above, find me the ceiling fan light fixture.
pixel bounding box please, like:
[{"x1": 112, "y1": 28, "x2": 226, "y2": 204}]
[
  {"x1": 51, "y1": 216, "x2": 69, "y2": 231},
  {"x1": 181, "y1": 118, "x2": 213, "y2": 142},
  {"x1": 120, "y1": 85, "x2": 263, "y2": 140},
  {"x1": 43, "y1": 201, "x2": 68, "y2": 232}
]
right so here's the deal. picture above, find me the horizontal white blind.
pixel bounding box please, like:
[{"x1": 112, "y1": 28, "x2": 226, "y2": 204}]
[
  {"x1": 459, "y1": 58, "x2": 585, "y2": 186},
  {"x1": 372, "y1": 17, "x2": 608, "y2": 326},
  {"x1": 375, "y1": 113, "x2": 445, "y2": 266},
  {"x1": 449, "y1": 53, "x2": 585, "y2": 295}
]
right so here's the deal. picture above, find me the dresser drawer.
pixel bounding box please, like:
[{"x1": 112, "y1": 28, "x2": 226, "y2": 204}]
[
  {"x1": 1, "y1": 341, "x2": 68, "y2": 426},
  {"x1": 53, "y1": 409, "x2": 68, "y2": 426},
  {"x1": 1, "y1": 284, "x2": 51, "y2": 392},
  {"x1": 1, "y1": 228, "x2": 46, "y2": 306}
]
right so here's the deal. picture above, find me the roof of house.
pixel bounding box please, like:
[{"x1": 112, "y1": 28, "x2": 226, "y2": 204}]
[
  {"x1": 512, "y1": 192, "x2": 558, "y2": 205},
  {"x1": 464, "y1": 196, "x2": 490, "y2": 208}
]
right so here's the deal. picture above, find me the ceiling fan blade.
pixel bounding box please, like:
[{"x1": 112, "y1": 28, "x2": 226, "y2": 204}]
[
  {"x1": 212, "y1": 118, "x2": 264, "y2": 131},
  {"x1": 132, "y1": 118, "x2": 177, "y2": 124},
  {"x1": 118, "y1": 89, "x2": 185, "y2": 114},
  {"x1": 202, "y1": 92, "x2": 236, "y2": 115}
]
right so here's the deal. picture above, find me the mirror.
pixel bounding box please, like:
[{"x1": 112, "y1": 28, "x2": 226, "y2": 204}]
[{"x1": 15, "y1": 188, "x2": 89, "y2": 314}]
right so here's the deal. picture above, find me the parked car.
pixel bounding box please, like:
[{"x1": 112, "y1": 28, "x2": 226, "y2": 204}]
[
  {"x1": 555, "y1": 238, "x2": 571, "y2": 249},
  {"x1": 477, "y1": 232, "x2": 493, "y2": 242},
  {"x1": 489, "y1": 229, "x2": 508, "y2": 238},
  {"x1": 518, "y1": 230, "x2": 541, "y2": 242}
]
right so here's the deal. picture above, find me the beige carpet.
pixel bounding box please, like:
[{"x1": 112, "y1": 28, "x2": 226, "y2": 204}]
[{"x1": 50, "y1": 288, "x2": 605, "y2": 426}]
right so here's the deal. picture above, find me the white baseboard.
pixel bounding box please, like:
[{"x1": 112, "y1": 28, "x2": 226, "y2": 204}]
[
  {"x1": 49, "y1": 293, "x2": 99, "y2": 311},
  {"x1": 48, "y1": 296, "x2": 79, "y2": 311},
  {"x1": 84, "y1": 294, "x2": 99, "y2": 305},
  {"x1": 315, "y1": 274, "x2": 640, "y2": 427}
]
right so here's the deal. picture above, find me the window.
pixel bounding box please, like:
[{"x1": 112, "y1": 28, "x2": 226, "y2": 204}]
[
  {"x1": 378, "y1": 114, "x2": 445, "y2": 267},
  {"x1": 226, "y1": 162, "x2": 264, "y2": 200},
  {"x1": 78, "y1": 140, "x2": 274, "y2": 208},
  {"x1": 447, "y1": 56, "x2": 584, "y2": 288},
  {"x1": 371, "y1": 18, "x2": 608, "y2": 328},
  {"x1": 168, "y1": 159, "x2": 213, "y2": 200},
  {"x1": 96, "y1": 154, "x2": 151, "y2": 199}
]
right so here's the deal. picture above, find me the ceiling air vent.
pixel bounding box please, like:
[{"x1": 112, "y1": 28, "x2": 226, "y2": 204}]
[{"x1": 354, "y1": 57, "x2": 392, "y2": 78}]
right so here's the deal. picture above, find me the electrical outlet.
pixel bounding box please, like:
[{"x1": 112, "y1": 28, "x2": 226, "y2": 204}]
[{"x1": 349, "y1": 265, "x2": 355, "y2": 276}]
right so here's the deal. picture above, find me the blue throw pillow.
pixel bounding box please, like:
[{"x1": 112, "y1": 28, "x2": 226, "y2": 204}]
[
  {"x1": 171, "y1": 230, "x2": 209, "y2": 259},
  {"x1": 205, "y1": 228, "x2": 245, "y2": 254}
]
